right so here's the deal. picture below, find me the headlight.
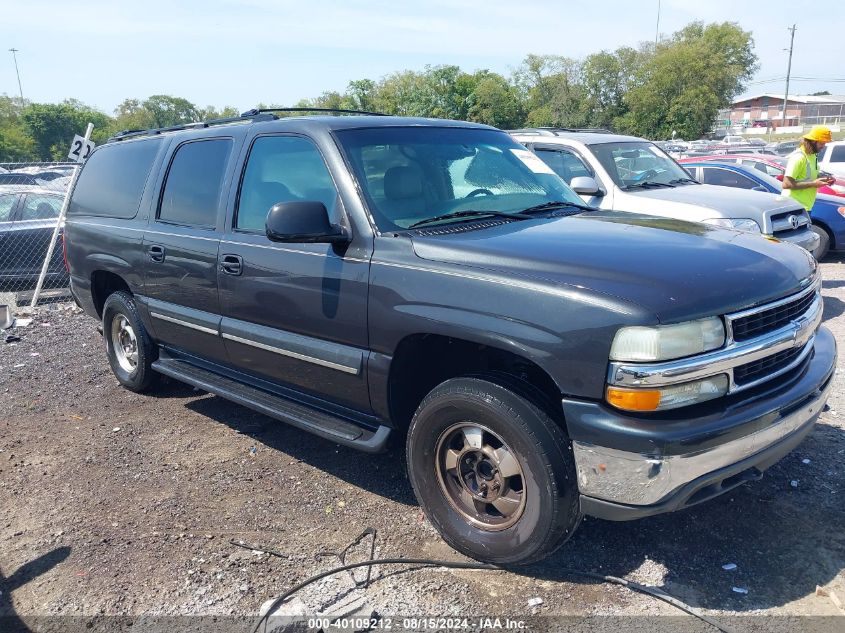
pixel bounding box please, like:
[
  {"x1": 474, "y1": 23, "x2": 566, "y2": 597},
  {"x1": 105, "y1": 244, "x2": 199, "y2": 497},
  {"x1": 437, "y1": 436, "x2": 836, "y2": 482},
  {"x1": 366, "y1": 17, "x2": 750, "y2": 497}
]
[
  {"x1": 610, "y1": 317, "x2": 725, "y2": 362},
  {"x1": 702, "y1": 218, "x2": 761, "y2": 233},
  {"x1": 607, "y1": 374, "x2": 729, "y2": 411}
]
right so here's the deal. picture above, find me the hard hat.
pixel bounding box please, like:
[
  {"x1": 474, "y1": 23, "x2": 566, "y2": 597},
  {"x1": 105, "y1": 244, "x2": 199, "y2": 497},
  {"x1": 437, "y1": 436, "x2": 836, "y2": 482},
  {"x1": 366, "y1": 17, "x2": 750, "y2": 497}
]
[{"x1": 803, "y1": 126, "x2": 832, "y2": 143}]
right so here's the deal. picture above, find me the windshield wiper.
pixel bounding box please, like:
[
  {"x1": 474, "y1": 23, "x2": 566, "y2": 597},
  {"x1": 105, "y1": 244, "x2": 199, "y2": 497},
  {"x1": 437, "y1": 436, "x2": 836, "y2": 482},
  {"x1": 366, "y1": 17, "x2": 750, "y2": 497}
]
[
  {"x1": 668, "y1": 178, "x2": 700, "y2": 185},
  {"x1": 624, "y1": 181, "x2": 676, "y2": 190},
  {"x1": 519, "y1": 200, "x2": 594, "y2": 214},
  {"x1": 408, "y1": 209, "x2": 530, "y2": 229}
]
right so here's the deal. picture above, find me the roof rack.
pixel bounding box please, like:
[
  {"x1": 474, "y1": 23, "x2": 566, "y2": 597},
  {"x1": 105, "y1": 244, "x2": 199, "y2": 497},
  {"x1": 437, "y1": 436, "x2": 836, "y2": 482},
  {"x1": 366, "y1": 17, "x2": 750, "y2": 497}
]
[
  {"x1": 508, "y1": 127, "x2": 613, "y2": 135},
  {"x1": 108, "y1": 107, "x2": 388, "y2": 142},
  {"x1": 243, "y1": 107, "x2": 388, "y2": 117}
]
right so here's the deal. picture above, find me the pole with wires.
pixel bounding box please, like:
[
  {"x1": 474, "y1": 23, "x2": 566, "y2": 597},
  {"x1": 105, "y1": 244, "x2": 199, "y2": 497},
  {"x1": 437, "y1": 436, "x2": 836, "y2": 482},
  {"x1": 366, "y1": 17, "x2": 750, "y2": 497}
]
[
  {"x1": 782, "y1": 25, "x2": 796, "y2": 126},
  {"x1": 8, "y1": 48, "x2": 24, "y2": 102}
]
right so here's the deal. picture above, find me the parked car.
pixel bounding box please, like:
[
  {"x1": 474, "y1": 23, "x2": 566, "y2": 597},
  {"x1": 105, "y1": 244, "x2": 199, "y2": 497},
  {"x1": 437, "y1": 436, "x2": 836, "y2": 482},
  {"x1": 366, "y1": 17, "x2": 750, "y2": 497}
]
[
  {"x1": 769, "y1": 140, "x2": 801, "y2": 156},
  {"x1": 0, "y1": 187, "x2": 67, "y2": 290},
  {"x1": 819, "y1": 140, "x2": 845, "y2": 181},
  {"x1": 678, "y1": 154, "x2": 845, "y2": 198},
  {"x1": 66, "y1": 112, "x2": 835, "y2": 564},
  {"x1": 680, "y1": 161, "x2": 845, "y2": 260},
  {"x1": 509, "y1": 128, "x2": 819, "y2": 253}
]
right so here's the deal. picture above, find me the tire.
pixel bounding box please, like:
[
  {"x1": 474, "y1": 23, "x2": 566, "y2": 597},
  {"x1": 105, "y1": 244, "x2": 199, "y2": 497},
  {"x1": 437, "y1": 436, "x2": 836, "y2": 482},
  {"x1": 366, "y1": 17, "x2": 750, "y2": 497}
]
[
  {"x1": 812, "y1": 224, "x2": 830, "y2": 260},
  {"x1": 102, "y1": 291, "x2": 159, "y2": 392},
  {"x1": 406, "y1": 377, "x2": 581, "y2": 564}
]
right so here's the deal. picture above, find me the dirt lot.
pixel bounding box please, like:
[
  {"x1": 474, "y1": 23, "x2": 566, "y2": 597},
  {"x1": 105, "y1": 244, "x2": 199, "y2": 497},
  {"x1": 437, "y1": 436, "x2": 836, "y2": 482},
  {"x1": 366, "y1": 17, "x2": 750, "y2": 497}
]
[{"x1": 1, "y1": 256, "x2": 845, "y2": 632}]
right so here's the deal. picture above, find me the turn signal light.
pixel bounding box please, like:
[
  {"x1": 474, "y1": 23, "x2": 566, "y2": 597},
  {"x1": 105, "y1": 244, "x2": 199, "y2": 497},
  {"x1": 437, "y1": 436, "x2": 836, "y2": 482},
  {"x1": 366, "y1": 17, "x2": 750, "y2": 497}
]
[
  {"x1": 837, "y1": 207, "x2": 845, "y2": 218},
  {"x1": 606, "y1": 387, "x2": 661, "y2": 412}
]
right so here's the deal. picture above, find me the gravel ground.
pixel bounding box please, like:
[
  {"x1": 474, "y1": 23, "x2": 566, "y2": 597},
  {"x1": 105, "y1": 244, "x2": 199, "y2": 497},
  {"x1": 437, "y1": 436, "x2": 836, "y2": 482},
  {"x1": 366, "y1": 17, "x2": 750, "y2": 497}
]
[{"x1": 1, "y1": 256, "x2": 844, "y2": 632}]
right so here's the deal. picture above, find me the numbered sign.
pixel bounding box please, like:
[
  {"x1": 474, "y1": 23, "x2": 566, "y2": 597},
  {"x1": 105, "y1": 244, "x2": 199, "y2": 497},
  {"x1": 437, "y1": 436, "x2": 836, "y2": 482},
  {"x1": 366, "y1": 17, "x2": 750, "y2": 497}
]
[{"x1": 68, "y1": 135, "x2": 95, "y2": 163}]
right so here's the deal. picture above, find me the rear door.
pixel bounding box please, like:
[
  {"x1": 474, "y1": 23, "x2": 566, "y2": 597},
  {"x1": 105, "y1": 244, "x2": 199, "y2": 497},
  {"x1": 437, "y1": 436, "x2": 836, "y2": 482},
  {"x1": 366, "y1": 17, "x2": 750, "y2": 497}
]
[
  {"x1": 142, "y1": 136, "x2": 238, "y2": 365},
  {"x1": 217, "y1": 133, "x2": 372, "y2": 412}
]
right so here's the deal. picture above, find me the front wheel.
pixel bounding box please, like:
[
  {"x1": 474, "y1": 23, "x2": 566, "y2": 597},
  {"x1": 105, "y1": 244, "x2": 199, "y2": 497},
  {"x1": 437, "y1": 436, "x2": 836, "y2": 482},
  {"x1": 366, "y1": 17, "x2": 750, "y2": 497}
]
[
  {"x1": 812, "y1": 223, "x2": 830, "y2": 260},
  {"x1": 406, "y1": 377, "x2": 581, "y2": 564}
]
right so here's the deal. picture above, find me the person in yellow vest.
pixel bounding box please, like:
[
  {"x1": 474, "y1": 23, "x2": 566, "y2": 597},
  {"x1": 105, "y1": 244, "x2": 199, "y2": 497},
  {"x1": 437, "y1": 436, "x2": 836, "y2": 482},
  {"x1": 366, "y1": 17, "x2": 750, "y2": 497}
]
[{"x1": 781, "y1": 126, "x2": 835, "y2": 210}]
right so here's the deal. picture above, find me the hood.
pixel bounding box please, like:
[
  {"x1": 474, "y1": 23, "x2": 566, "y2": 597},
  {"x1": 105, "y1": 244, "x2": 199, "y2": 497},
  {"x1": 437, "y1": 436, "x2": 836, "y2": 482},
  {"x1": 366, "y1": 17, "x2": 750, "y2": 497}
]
[
  {"x1": 620, "y1": 183, "x2": 803, "y2": 221},
  {"x1": 411, "y1": 212, "x2": 816, "y2": 323}
]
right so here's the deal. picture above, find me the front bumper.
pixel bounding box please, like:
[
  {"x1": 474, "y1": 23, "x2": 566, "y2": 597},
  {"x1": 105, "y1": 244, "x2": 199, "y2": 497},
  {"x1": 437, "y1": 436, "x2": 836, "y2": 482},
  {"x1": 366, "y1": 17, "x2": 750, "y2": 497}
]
[
  {"x1": 777, "y1": 227, "x2": 820, "y2": 253},
  {"x1": 566, "y1": 325, "x2": 836, "y2": 520}
]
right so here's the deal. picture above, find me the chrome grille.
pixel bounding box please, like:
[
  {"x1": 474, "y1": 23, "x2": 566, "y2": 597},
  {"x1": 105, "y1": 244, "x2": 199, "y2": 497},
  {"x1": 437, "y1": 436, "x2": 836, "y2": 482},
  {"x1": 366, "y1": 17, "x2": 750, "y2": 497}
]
[
  {"x1": 770, "y1": 209, "x2": 810, "y2": 237},
  {"x1": 729, "y1": 282, "x2": 819, "y2": 342},
  {"x1": 733, "y1": 344, "x2": 807, "y2": 386}
]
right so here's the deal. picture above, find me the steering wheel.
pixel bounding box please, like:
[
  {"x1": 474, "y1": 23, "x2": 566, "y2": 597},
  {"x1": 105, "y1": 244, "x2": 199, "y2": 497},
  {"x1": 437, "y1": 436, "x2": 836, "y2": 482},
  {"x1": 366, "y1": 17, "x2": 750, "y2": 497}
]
[
  {"x1": 633, "y1": 169, "x2": 658, "y2": 182},
  {"x1": 465, "y1": 188, "x2": 494, "y2": 198}
]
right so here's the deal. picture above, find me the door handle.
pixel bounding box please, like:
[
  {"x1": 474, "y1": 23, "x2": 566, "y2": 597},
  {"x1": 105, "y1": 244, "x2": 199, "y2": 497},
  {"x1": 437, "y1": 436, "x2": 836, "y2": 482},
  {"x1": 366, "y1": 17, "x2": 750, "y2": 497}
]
[
  {"x1": 148, "y1": 244, "x2": 165, "y2": 262},
  {"x1": 220, "y1": 254, "x2": 243, "y2": 276}
]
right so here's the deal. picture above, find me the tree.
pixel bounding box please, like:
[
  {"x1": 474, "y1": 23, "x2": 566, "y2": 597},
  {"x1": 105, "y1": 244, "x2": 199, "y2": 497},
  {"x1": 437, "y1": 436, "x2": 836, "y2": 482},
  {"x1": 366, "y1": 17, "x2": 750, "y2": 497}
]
[
  {"x1": 142, "y1": 95, "x2": 200, "y2": 128},
  {"x1": 464, "y1": 71, "x2": 524, "y2": 129},
  {"x1": 581, "y1": 46, "x2": 650, "y2": 130},
  {"x1": 21, "y1": 100, "x2": 111, "y2": 160},
  {"x1": 620, "y1": 22, "x2": 757, "y2": 139},
  {"x1": 0, "y1": 95, "x2": 37, "y2": 161},
  {"x1": 514, "y1": 54, "x2": 586, "y2": 127}
]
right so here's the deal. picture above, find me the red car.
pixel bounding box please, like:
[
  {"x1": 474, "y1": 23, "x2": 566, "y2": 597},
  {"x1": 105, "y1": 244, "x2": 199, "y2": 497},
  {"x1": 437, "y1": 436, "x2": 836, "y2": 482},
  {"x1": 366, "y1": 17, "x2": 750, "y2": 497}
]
[{"x1": 678, "y1": 154, "x2": 845, "y2": 198}]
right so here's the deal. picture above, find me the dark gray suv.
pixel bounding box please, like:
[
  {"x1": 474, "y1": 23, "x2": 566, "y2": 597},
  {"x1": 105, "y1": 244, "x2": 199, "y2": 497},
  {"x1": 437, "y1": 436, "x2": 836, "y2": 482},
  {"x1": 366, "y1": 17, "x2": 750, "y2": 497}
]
[{"x1": 65, "y1": 111, "x2": 836, "y2": 564}]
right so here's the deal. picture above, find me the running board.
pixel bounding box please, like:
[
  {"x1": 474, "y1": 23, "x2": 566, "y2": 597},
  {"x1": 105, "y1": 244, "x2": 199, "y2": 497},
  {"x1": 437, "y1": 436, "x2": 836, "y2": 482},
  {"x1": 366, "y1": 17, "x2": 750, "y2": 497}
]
[{"x1": 151, "y1": 358, "x2": 390, "y2": 453}]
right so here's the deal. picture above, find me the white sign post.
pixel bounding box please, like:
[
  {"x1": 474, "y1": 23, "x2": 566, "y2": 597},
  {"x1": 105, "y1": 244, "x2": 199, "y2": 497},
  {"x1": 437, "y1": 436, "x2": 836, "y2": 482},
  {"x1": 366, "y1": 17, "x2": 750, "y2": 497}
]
[
  {"x1": 30, "y1": 123, "x2": 95, "y2": 308},
  {"x1": 68, "y1": 134, "x2": 95, "y2": 163}
]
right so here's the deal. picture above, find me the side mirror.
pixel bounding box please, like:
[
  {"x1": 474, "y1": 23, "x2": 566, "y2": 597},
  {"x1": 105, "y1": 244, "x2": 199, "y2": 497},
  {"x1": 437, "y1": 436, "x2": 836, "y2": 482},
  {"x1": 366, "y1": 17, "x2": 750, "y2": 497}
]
[
  {"x1": 569, "y1": 176, "x2": 603, "y2": 196},
  {"x1": 265, "y1": 201, "x2": 350, "y2": 244}
]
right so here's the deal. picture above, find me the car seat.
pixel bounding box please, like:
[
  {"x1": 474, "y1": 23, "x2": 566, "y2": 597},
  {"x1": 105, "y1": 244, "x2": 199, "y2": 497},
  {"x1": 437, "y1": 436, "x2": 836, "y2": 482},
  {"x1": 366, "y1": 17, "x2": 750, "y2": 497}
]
[{"x1": 383, "y1": 165, "x2": 426, "y2": 225}]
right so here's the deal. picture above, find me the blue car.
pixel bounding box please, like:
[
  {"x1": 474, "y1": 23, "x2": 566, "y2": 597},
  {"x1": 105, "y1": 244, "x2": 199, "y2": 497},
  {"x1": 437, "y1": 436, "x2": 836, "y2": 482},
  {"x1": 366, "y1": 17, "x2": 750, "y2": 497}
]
[{"x1": 682, "y1": 161, "x2": 845, "y2": 259}]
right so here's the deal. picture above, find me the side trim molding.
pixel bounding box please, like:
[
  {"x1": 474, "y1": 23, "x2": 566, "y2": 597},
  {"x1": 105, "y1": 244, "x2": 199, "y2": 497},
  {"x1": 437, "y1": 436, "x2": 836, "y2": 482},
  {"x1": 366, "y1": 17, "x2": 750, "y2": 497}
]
[
  {"x1": 150, "y1": 312, "x2": 219, "y2": 335},
  {"x1": 221, "y1": 332, "x2": 361, "y2": 375}
]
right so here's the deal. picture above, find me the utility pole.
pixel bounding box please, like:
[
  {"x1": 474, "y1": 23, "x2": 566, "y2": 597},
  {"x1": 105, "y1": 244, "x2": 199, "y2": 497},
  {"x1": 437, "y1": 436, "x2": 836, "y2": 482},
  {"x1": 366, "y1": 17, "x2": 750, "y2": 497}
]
[
  {"x1": 8, "y1": 48, "x2": 24, "y2": 102},
  {"x1": 782, "y1": 25, "x2": 796, "y2": 126},
  {"x1": 655, "y1": 0, "x2": 661, "y2": 47}
]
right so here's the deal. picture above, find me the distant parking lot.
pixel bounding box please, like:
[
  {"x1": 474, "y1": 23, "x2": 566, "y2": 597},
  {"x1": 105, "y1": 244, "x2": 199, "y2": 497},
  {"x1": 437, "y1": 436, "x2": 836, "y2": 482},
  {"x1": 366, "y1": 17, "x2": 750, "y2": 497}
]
[{"x1": 1, "y1": 256, "x2": 844, "y2": 630}]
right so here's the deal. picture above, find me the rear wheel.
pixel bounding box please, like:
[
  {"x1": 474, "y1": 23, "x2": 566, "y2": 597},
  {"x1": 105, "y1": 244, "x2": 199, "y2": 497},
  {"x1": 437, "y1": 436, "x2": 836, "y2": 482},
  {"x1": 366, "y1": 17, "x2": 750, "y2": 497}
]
[
  {"x1": 102, "y1": 291, "x2": 159, "y2": 392},
  {"x1": 812, "y1": 224, "x2": 831, "y2": 260},
  {"x1": 406, "y1": 377, "x2": 581, "y2": 564}
]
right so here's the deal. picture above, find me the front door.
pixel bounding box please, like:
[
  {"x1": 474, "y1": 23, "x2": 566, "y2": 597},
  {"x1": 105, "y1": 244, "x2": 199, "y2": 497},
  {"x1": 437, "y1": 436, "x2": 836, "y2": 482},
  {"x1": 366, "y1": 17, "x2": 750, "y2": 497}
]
[
  {"x1": 218, "y1": 134, "x2": 372, "y2": 412},
  {"x1": 143, "y1": 137, "x2": 235, "y2": 364}
]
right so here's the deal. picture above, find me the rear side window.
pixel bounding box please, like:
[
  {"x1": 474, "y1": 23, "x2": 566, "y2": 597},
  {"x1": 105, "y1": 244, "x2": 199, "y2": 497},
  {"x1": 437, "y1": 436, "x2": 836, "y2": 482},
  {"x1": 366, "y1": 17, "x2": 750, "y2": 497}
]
[
  {"x1": 69, "y1": 138, "x2": 162, "y2": 219},
  {"x1": 831, "y1": 146, "x2": 845, "y2": 163},
  {"x1": 159, "y1": 139, "x2": 232, "y2": 227},
  {"x1": 0, "y1": 194, "x2": 16, "y2": 221},
  {"x1": 20, "y1": 194, "x2": 62, "y2": 220},
  {"x1": 701, "y1": 167, "x2": 758, "y2": 189}
]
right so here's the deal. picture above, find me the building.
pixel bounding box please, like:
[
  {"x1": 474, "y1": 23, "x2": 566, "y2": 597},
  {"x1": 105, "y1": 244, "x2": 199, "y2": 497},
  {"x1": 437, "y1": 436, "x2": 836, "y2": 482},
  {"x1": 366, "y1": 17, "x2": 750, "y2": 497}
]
[{"x1": 728, "y1": 94, "x2": 845, "y2": 128}]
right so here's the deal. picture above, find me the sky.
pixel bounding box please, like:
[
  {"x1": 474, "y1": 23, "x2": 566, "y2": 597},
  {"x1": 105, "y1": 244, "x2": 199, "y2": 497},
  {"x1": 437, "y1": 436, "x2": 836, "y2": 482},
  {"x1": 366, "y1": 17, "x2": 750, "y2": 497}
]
[{"x1": 2, "y1": 0, "x2": 844, "y2": 115}]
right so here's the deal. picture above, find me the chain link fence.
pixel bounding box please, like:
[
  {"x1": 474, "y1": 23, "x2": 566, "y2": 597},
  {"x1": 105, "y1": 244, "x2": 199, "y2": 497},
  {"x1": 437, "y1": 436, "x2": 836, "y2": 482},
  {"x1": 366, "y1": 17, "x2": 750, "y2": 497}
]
[{"x1": 0, "y1": 161, "x2": 78, "y2": 314}]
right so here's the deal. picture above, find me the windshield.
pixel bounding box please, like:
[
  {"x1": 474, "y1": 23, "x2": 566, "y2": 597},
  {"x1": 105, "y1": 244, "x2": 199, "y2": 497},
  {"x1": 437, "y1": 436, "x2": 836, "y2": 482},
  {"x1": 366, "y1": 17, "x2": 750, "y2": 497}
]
[
  {"x1": 590, "y1": 142, "x2": 695, "y2": 189},
  {"x1": 334, "y1": 127, "x2": 585, "y2": 231}
]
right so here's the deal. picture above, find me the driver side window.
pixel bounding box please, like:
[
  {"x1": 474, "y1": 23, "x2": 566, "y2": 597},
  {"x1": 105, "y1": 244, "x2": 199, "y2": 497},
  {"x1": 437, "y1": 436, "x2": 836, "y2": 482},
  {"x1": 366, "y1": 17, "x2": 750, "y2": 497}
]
[{"x1": 236, "y1": 136, "x2": 338, "y2": 232}]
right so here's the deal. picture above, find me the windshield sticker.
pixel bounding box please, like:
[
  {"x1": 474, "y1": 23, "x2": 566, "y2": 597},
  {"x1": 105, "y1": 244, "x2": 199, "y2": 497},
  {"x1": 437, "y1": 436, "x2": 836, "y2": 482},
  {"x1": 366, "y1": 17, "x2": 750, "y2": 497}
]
[{"x1": 510, "y1": 149, "x2": 556, "y2": 175}]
